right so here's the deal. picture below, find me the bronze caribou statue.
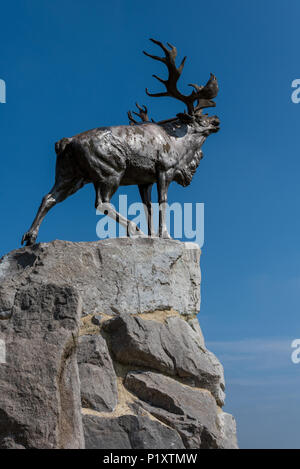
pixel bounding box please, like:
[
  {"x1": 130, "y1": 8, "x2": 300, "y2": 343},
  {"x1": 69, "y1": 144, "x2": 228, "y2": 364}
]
[{"x1": 21, "y1": 39, "x2": 220, "y2": 246}]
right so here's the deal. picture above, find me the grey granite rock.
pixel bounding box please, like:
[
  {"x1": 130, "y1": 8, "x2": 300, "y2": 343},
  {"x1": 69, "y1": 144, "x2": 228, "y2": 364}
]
[
  {"x1": 187, "y1": 317, "x2": 206, "y2": 348},
  {"x1": 0, "y1": 238, "x2": 200, "y2": 316},
  {"x1": 216, "y1": 411, "x2": 239, "y2": 449},
  {"x1": 125, "y1": 371, "x2": 220, "y2": 449},
  {"x1": 103, "y1": 314, "x2": 174, "y2": 372},
  {"x1": 83, "y1": 413, "x2": 184, "y2": 449},
  {"x1": 0, "y1": 238, "x2": 238, "y2": 449},
  {"x1": 0, "y1": 283, "x2": 84, "y2": 449},
  {"x1": 77, "y1": 335, "x2": 118, "y2": 412},
  {"x1": 103, "y1": 314, "x2": 225, "y2": 405}
]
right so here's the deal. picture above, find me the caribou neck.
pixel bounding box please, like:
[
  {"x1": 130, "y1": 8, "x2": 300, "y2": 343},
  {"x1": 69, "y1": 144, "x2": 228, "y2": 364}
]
[{"x1": 170, "y1": 124, "x2": 207, "y2": 159}]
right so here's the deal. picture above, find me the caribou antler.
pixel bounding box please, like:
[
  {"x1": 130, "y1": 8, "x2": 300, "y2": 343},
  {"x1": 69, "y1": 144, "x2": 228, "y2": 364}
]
[
  {"x1": 128, "y1": 102, "x2": 152, "y2": 125},
  {"x1": 128, "y1": 102, "x2": 155, "y2": 125},
  {"x1": 143, "y1": 39, "x2": 218, "y2": 115},
  {"x1": 127, "y1": 111, "x2": 139, "y2": 125}
]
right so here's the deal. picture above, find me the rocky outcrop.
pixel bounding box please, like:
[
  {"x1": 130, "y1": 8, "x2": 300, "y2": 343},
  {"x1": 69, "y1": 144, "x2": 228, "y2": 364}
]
[
  {"x1": 0, "y1": 283, "x2": 84, "y2": 449},
  {"x1": 0, "y1": 238, "x2": 200, "y2": 316},
  {"x1": 125, "y1": 371, "x2": 220, "y2": 449},
  {"x1": 102, "y1": 314, "x2": 225, "y2": 406},
  {"x1": 77, "y1": 335, "x2": 118, "y2": 412},
  {"x1": 0, "y1": 238, "x2": 238, "y2": 449},
  {"x1": 83, "y1": 413, "x2": 185, "y2": 449}
]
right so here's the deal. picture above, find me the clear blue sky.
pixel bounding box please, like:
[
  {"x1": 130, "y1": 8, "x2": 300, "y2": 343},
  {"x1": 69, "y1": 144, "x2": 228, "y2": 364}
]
[{"x1": 1, "y1": 0, "x2": 300, "y2": 448}]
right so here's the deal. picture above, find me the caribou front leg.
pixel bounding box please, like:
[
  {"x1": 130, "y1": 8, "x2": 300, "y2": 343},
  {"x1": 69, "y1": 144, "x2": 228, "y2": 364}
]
[
  {"x1": 157, "y1": 172, "x2": 171, "y2": 239},
  {"x1": 97, "y1": 202, "x2": 146, "y2": 237},
  {"x1": 94, "y1": 182, "x2": 146, "y2": 238}
]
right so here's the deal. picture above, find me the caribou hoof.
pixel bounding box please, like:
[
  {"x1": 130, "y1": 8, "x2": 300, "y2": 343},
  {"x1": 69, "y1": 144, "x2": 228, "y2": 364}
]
[
  {"x1": 128, "y1": 223, "x2": 146, "y2": 238},
  {"x1": 21, "y1": 232, "x2": 37, "y2": 246},
  {"x1": 159, "y1": 230, "x2": 172, "y2": 239}
]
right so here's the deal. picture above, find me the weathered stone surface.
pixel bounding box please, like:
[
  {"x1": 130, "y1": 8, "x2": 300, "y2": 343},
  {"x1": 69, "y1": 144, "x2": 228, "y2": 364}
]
[
  {"x1": 125, "y1": 371, "x2": 220, "y2": 449},
  {"x1": 0, "y1": 238, "x2": 200, "y2": 316},
  {"x1": 103, "y1": 314, "x2": 225, "y2": 405},
  {"x1": 216, "y1": 411, "x2": 238, "y2": 449},
  {"x1": 83, "y1": 413, "x2": 184, "y2": 449},
  {"x1": 0, "y1": 238, "x2": 238, "y2": 449},
  {"x1": 77, "y1": 335, "x2": 118, "y2": 412},
  {"x1": 187, "y1": 317, "x2": 206, "y2": 348},
  {"x1": 0, "y1": 283, "x2": 84, "y2": 449},
  {"x1": 0, "y1": 311, "x2": 11, "y2": 320}
]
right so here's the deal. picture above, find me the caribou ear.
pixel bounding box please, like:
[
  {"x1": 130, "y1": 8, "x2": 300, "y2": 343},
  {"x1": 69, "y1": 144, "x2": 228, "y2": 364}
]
[{"x1": 176, "y1": 112, "x2": 195, "y2": 124}]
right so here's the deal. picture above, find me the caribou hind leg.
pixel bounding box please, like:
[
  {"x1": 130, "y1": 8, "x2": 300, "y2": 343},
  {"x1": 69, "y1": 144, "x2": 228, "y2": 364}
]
[{"x1": 21, "y1": 178, "x2": 84, "y2": 246}]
